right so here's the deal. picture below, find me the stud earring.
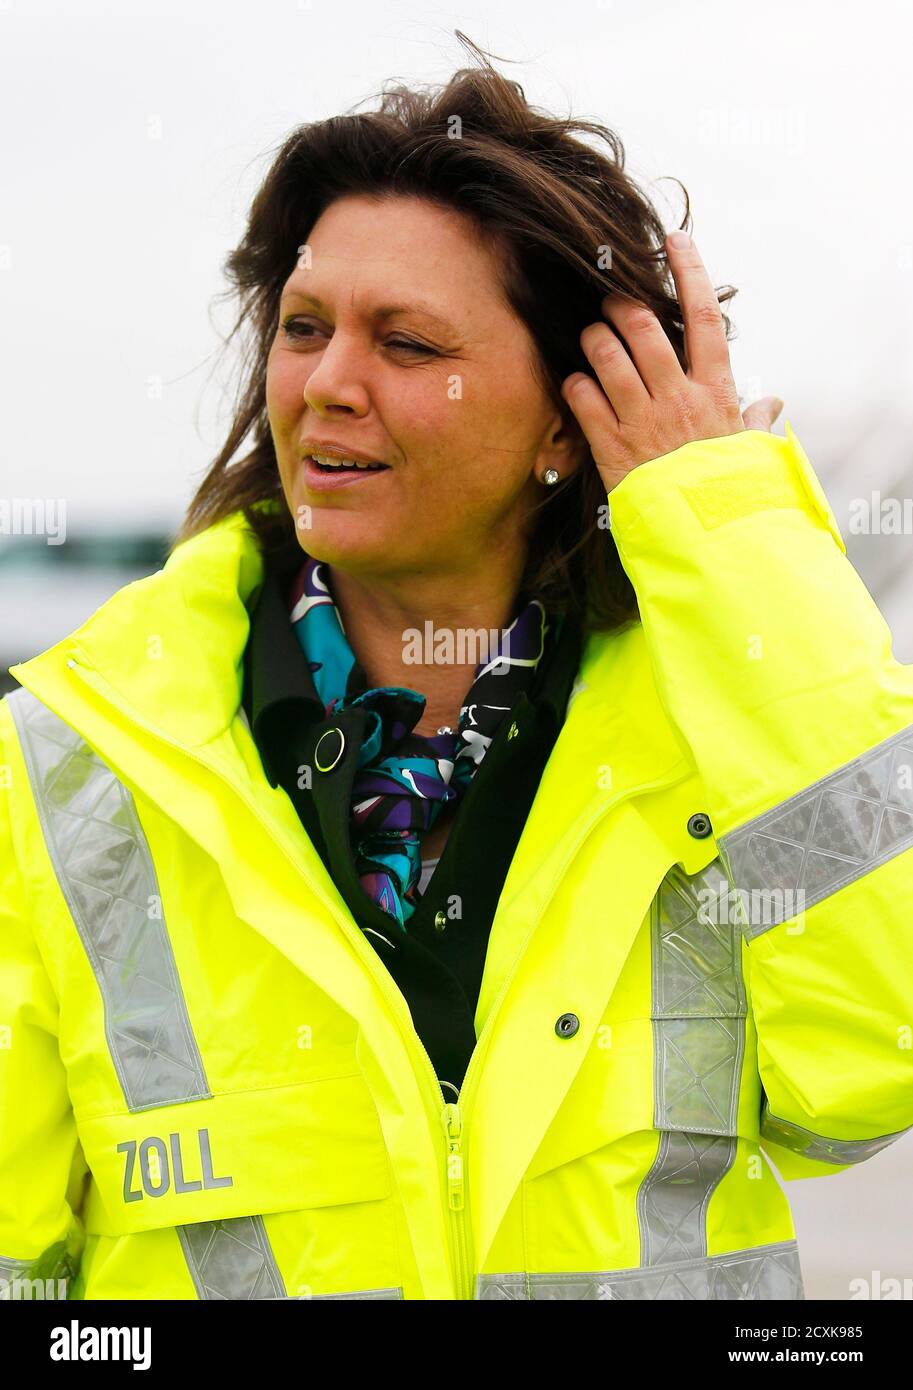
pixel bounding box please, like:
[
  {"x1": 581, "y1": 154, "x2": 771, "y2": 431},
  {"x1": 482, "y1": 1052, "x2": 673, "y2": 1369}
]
[{"x1": 542, "y1": 468, "x2": 560, "y2": 486}]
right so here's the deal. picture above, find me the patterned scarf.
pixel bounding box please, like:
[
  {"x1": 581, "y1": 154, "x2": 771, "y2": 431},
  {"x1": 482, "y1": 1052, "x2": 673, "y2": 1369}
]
[{"x1": 288, "y1": 555, "x2": 552, "y2": 930}]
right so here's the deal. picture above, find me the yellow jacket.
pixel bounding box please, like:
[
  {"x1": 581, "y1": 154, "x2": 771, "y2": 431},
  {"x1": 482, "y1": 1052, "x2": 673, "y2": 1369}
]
[{"x1": 2, "y1": 424, "x2": 912, "y2": 1299}]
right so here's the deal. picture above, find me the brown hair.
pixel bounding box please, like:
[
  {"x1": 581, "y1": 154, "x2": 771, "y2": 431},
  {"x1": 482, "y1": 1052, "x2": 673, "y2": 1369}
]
[{"x1": 173, "y1": 31, "x2": 736, "y2": 633}]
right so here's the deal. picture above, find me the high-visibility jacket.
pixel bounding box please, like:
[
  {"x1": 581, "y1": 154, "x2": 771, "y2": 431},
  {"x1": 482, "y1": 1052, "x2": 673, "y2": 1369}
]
[{"x1": 2, "y1": 424, "x2": 912, "y2": 1301}]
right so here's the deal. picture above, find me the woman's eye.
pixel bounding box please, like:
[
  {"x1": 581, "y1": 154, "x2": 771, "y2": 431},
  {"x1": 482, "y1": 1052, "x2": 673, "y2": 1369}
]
[
  {"x1": 386, "y1": 338, "x2": 436, "y2": 356},
  {"x1": 281, "y1": 318, "x2": 316, "y2": 341},
  {"x1": 280, "y1": 319, "x2": 435, "y2": 356}
]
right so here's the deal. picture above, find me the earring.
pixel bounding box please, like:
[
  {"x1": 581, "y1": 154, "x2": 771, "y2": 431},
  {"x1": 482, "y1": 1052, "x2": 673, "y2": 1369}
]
[{"x1": 542, "y1": 468, "x2": 560, "y2": 486}]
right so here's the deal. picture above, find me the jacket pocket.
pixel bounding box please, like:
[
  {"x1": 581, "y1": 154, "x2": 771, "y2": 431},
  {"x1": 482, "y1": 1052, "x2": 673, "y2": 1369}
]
[
  {"x1": 77, "y1": 1074, "x2": 392, "y2": 1239},
  {"x1": 74, "y1": 1075, "x2": 409, "y2": 1299}
]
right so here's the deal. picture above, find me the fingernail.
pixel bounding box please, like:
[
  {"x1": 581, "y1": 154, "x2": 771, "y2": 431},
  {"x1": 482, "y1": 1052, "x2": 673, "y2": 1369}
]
[{"x1": 668, "y1": 231, "x2": 691, "y2": 249}]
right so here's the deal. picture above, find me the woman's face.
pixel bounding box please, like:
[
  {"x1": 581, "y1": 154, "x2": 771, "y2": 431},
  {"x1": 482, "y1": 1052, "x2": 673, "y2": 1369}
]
[{"x1": 267, "y1": 192, "x2": 579, "y2": 582}]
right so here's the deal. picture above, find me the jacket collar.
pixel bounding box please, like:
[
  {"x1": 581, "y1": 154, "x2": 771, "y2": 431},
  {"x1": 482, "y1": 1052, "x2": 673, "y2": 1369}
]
[{"x1": 12, "y1": 508, "x2": 265, "y2": 749}]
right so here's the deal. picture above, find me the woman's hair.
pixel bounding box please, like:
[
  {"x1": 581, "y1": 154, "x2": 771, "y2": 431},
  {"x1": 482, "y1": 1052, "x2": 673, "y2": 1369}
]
[{"x1": 173, "y1": 31, "x2": 736, "y2": 633}]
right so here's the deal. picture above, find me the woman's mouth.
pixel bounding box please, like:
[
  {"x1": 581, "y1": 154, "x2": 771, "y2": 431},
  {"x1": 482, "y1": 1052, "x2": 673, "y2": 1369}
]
[{"x1": 301, "y1": 454, "x2": 392, "y2": 490}]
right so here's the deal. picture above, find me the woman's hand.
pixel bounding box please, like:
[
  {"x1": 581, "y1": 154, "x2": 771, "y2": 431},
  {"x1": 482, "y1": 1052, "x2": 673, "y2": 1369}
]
[{"x1": 561, "y1": 231, "x2": 784, "y2": 495}]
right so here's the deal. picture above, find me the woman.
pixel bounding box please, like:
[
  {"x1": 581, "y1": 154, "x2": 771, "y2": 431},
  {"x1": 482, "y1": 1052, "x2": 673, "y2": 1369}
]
[{"x1": 2, "y1": 40, "x2": 912, "y2": 1302}]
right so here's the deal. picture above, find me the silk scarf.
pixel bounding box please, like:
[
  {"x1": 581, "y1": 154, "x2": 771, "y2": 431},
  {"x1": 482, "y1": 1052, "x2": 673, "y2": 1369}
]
[{"x1": 288, "y1": 556, "x2": 553, "y2": 929}]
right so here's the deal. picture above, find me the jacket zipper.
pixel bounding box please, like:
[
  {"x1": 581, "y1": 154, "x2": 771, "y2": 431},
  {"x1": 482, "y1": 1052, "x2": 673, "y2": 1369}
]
[
  {"x1": 61, "y1": 656, "x2": 688, "y2": 1300},
  {"x1": 442, "y1": 1100, "x2": 472, "y2": 1298}
]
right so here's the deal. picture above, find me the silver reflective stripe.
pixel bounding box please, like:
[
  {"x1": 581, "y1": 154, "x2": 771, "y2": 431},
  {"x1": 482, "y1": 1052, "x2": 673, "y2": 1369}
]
[
  {"x1": 638, "y1": 858, "x2": 747, "y2": 1264},
  {"x1": 177, "y1": 1217, "x2": 286, "y2": 1299},
  {"x1": 305, "y1": 1288, "x2": 404, "y2": 1300},
  {"x1": 718, "y1": 721, "x2": 913, "y2": 939},
  {"x1": 0, "y1": 1241, "x2": 76, "y2": 1299},
  {"x1": 7, "y1": 686, "x2": 211, "y2": 1111},
  {"x1": 177, "y1": 1216, "x2": 403, "y2": 1299},
  {"x1": 475, "y1": 1240, "x2": 803, "y2": 1300},
  {"x1": 761, "y1": 1099, "x2": 913, "y2": 1164}
]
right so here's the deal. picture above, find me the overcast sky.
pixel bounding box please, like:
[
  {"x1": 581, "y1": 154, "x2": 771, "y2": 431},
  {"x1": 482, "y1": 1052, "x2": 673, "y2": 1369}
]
[{"x1": 3, "y1": 0, "x2": 912, "y2": 533}]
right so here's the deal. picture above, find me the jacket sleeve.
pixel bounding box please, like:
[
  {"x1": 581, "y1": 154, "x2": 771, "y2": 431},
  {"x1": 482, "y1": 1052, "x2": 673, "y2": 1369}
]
[
  {"x1": 0, "y1": 696, "x2": 87, "y2": 1298},
  {"x1": 608, "y1": 422, "x2": 913, "y2": 1182}
]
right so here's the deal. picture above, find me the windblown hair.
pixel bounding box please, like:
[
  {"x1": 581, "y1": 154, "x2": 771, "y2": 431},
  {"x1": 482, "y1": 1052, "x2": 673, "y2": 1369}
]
[{"x1": 173, "y1": 31, "x2": 736, "y2": 633}]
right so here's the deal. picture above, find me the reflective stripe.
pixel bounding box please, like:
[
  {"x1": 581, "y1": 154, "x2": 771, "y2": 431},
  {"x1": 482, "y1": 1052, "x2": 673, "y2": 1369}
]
[
  {"x1": 475, "y1": 1240, "x2": 803, "y2": 1300},
  {"x1": 177, "y1": 1216, "x2": 403, "y2": 1299},
  {"x1": 177, "y1": 1216, "x2": 287, "y2": 1299},
  {"x1": 639, "y1": 858, "x2": 747, "y2": 1264},
  {"x1": 304, "y1": 1287, "x2": 404, "y2": 1300},
  {"x1": 718, "y1": 721, "x2": 913, "y2": 939},
  {"x1": 0, "y1": 1256, "x2": 31, "y2": 1282},
  {"x1": 761, "y1": 1100, "x2": 913, "y2": 1164},
  {"x1": 7, "y1": 687, "x2": 211, "y2": 1111},
  {"x1": 0, "y1": 1241, "x2": 77, "y2": 1299}
]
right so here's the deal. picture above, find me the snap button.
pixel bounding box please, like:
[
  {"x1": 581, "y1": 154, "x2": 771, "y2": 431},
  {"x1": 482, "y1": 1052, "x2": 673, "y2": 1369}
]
[
  {"x1": 555, "y1": 1012, "x2": 580, "y2": 1038},
  {"x1": 433, "y1": 910, "x2": 447, "y2": 933},
  {"x1": 314, "y1": 727, "x2": 345, "y2": 772},
  {"x1": 687, "y1": 812, "x2": 713, "y2": 839}
]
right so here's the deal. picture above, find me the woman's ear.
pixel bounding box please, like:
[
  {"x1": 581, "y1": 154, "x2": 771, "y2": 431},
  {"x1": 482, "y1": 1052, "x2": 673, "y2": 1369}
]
[{"x1": 536, "y1": 407, "x2": 588, "y2": 484}]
